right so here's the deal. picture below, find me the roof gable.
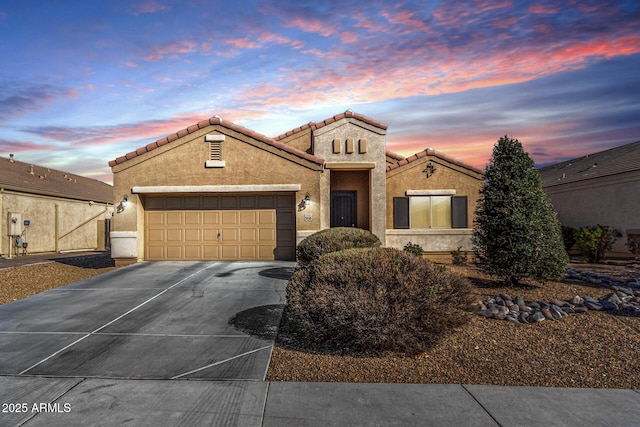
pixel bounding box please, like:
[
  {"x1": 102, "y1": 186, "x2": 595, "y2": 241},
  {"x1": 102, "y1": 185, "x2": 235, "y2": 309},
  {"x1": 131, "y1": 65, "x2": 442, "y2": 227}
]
[
  {"x1": 386, "y1": 148, "x2": 483, "y2": 176},
  {"x1": 109, "y1": 116, "x2": 324, "y2": 168},
  {"x1": 0, "y1": 156, "x2": 113, "y2": 203},
  {"x1": 539, "y1": 140, "x2": 640, "y2": 187},
  {"x1": 273, "y1": 110, "x2": 388, "y2": 142}
]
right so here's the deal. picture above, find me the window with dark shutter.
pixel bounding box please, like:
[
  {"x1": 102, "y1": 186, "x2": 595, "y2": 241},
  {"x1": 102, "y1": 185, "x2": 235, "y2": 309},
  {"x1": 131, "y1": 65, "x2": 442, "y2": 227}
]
[
  {"x1": 393, "y1": 197, "x2": 410, "y2": 229},
  {"x1": 451, "y1": 196, "x2": 468, "y2": 228}
]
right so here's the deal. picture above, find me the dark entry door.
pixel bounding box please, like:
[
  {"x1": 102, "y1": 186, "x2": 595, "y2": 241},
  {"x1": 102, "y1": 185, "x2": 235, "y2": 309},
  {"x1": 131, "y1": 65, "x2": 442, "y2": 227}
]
[{"x1": 331, "y1": 191, "x2": 357, "y2": 227}]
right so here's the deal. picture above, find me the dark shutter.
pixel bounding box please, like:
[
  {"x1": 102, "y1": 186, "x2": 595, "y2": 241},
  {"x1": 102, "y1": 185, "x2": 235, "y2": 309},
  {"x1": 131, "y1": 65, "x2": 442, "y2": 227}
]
[
  {"x1": 393, "y1": 197, "x2": 410, "y2": 229},
  {"x1": 451, "y1": 196, "x2": 468, "y2": 228}
]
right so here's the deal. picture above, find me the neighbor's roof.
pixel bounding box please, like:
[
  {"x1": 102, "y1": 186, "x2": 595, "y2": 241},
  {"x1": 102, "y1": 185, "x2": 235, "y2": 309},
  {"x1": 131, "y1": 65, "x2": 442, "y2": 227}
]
[
  {"x1": 0, "y1": 156, "x2": 113, "y2": 203},
  {"x1": 109, "y1": 110, "x2": 387, "y2": 167},
  {"x1": 538, "y1": 140, "x2": 640, "y2": 187},
  {"x1": 386, "y1": 147, "x2": 483, "y2": 175}
]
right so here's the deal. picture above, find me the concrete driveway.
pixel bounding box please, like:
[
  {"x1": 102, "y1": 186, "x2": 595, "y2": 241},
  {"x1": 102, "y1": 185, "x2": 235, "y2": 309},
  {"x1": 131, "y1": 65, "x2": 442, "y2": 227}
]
[{"x1": 0, "y1": 261, "x2": 293, "y2": 381}]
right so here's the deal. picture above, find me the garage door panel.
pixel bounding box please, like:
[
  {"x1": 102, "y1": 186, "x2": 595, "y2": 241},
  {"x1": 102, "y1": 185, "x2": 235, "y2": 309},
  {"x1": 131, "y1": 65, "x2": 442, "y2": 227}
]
[
  {"x1": 184, "y1": 246, "x2": 201, "y2": 259},
  {"x1": 185, "y1": 212, "x2": 201, "y2": 224},
  {"x1": 166, "y1": 229, "x2": 182, "y2": 242},
  {"x1": 259, "y1": 228, "x2": 275, "y2": 242},
  {"x1": 240, "y1": 211, "x2": 256, "y2": 224},
  {"x1": 221, "y1": 228, "x2": 238, "y2": 241},
  {"x1": 222, "y1": 211, "x2": 238, "y2": 224},
  {"x1": 203, "y1": 246, "x2": 219, "y2": 259},
  {"x1": 203, "y1": 212, "x2": 219, "y2": 224},
  {"x1": 240, "y1": 245, "x2": 256, "y2": 258},
  {"x1": 185, "y1": 229, "x2": 201, "y2": 241},
  {"x1": 147, "y1": 211, "x2": 165, "y2": 225},
  {"x1": 166, "y1": 246, "x2": 183, "y2": 259},
  {"x1": 144, "y1": 195, "x2": 294, "y2": 261},
  {"x1": 240, "y1": 228, "x2": 257, "y2": 241},
  {"x1": 221, "y1": 245, "x2": 238, "y2": 259},
  {"x1": 166, "y1": 212, "x2": 183, "y2": 225}
]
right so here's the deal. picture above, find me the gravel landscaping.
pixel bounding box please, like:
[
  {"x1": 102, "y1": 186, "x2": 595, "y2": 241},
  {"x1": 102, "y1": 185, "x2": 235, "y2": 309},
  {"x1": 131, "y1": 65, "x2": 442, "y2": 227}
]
[
  {"x1": 267, "y1": 260, "x2": 640, "y2": 389},
  {"x1": 3, "y1": 255, "x2": 639, "y2": 388}
]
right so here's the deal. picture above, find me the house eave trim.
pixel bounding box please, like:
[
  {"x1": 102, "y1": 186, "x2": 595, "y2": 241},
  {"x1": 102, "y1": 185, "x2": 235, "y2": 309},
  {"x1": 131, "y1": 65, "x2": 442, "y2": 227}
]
[{"x1": 131, "y1": 184, "x2": 301, "y2": 194}]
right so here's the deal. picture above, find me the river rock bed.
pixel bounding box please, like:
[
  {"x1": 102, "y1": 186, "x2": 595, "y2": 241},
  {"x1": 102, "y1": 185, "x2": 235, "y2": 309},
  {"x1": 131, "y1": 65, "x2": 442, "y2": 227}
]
[{"x1": 476, "y1": 268, "x2": 640, "y2": 323}]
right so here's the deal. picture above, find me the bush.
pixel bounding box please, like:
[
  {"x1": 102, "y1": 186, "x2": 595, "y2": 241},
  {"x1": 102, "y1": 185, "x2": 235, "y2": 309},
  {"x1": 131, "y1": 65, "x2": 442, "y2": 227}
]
[
  {"x1": 451, "y1": 246, "x2": 467, "y2": 265},
  {"x1": 403, "y1": 241, "x2": 424, "y2": 257},
  {"x1": 574, "y1": 225, "x2": 617, "y2": 263},
  {"x1": 282, "y1": 247, "x2": 473, "y2": 356},
  {"x1": 296, "y1": 227, "x2": 381, "y2": 266},
  {"x1": 627, "y1": 235, "x2": 640, "y2": 257},
  {"x1": 561, "y1": 226, "x2": 577, "y2": 254}
]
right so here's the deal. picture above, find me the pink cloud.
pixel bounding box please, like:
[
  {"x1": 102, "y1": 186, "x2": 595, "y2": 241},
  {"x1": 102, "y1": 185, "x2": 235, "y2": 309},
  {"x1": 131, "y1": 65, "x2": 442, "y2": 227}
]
[
  {"x1": 131, "y1": 1, "x2": 170, "y2": 15},
  {"x1": 144, "y1": 40, "x2": 198, "y2": 61},
  {"x1": 528, "y1": 4, "x2": 560, "y2": 14},
  {"x1": 284, "y1": 17, "x2": 337, "y2": 38},
  {"x1": 0, "y1": 140, "x2": 59, "y2": 154}
]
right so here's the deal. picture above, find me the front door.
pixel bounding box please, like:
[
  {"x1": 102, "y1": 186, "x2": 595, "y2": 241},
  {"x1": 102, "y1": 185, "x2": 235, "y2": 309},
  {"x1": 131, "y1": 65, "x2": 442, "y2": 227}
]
[{"x1": 331, "y1": 191, "x2": 357, "y2": 228}]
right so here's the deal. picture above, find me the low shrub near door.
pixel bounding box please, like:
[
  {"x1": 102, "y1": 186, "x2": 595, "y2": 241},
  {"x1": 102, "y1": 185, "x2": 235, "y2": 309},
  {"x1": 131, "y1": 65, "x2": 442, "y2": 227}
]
[
  {"x1": 296, "y1": 227, "x2": 381, "y2": 267},
  {"x1": 282, "y1": 247, "x2": 473, "y2": 356}
]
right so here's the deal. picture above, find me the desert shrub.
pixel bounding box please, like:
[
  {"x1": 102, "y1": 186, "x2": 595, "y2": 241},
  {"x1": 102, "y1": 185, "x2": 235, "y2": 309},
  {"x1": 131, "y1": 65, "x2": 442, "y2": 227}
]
[
  {"x1": 403, "y1": 241, "x2": 424, "y2": 257},
  {"x1": 627, "y1": 235, "x2": 640, "y2": 256},
  {"x1": 451, "y1": 246, "x2": 467, "y2": 265},
  {"x1": 574, "y1": 225, "x2": 617, "y2": 263},
  {"x1": 296, "y1": 227, "x2": 381, "y2": 267},
  {"x1": 282, "y1": 247, "x2": 473, "y2": 356},
  {"x1": 561, "y1": 226, "x2": 577, "y2": 254},
  {"x1": 473, "y1": 135, "x2": 568, "y2": 285}
]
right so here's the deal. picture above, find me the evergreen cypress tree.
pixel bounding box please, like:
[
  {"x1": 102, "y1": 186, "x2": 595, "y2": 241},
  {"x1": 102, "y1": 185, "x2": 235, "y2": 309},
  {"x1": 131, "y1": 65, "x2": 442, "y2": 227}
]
[{"x1": 472, "y1": 136, "x2": 568, "y2": 285}]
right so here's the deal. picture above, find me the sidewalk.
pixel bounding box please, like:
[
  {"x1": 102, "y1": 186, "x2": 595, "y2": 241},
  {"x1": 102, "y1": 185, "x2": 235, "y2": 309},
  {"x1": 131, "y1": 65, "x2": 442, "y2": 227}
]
[{"x1": 1, "y1": 377, "x2": 638, "y2": 426}]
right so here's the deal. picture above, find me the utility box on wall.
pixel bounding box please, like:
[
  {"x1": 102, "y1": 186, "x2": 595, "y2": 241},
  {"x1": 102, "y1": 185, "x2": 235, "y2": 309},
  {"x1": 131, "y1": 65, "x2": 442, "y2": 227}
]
[{"x1": 8, "y1": 212, "x2": 22, "y2": 236}]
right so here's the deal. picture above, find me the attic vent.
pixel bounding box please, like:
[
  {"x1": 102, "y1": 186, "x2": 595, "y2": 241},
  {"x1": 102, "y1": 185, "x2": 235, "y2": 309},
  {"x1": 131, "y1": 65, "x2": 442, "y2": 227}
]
[{"x1": 204, "y1": 134, "x2": 226, "y2": 168}]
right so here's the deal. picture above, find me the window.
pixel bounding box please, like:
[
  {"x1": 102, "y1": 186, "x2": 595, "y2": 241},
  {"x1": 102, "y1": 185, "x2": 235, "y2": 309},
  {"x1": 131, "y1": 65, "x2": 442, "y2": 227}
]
[
  {"x1": 205, "y1": 134, "x2": 225, "y2": 168},
  {"x1": 394, "y1": 195, "x2": 468, "y2": 229}
]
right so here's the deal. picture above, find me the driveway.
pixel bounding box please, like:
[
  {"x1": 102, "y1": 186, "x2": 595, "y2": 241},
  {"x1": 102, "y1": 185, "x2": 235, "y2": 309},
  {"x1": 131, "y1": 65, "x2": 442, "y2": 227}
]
[{"x1": 0, "y1": 261, "x2": 293, "y2": 381}]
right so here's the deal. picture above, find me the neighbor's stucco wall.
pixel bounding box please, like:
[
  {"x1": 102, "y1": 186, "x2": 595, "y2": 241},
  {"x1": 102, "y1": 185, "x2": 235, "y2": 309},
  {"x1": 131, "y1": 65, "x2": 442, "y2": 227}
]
[
  {"x1": 385, "y1": 155, "x2": 483, "y2": 252},
  {"x1": 544, "y1": 170, "x2": 640, "y2": 254},
  {"x1": 1, "y1": 191, "x2": 112, "y2": 256},
  {"x1": 111, "y1": 124, "x2": 323, "y2": 261}
]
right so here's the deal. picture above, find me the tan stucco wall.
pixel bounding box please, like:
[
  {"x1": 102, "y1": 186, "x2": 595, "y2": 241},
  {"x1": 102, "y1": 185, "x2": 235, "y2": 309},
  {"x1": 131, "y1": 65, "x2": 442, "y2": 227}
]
[
  {"x1": 385, "y1": 155, "x2": 482, "y2": 252},
  {"x1": 544, "y1": 170, "x2": 640, "y2": 255},
  {"x1": 312, "y1": 119, "x2": 387, "y2": 243},
  {"x1": 111, "y1": 124, "x2": 323, "y2": 261},
  {"x1": 1, "y1": 191, "x2": 113, "y2": 256},
  {"x1": 277, "y1": 128, "x2": 313, "y2": 154}
]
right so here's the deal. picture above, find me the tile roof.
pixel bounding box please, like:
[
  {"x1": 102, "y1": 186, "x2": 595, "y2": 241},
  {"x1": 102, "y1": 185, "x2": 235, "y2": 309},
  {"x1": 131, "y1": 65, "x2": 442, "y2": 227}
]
[
  {"x1": 273, "y1": 110, "x2": 388, "y2": 141},
  {"x1": 0, "y1": 156, "x2": 113, "y2": 203},
  {"x1": 539, "y1": 140, "x2": 640, "y2": 187},
  {"x1": 109, "y1": 116, "x2": 327, "y2": 168},
  {"x1": 386, "y1": 147, "x2": 483, "y2": 175},
  {"x1": 385, "y1": 150, "x2": 406, "y2": 161}
]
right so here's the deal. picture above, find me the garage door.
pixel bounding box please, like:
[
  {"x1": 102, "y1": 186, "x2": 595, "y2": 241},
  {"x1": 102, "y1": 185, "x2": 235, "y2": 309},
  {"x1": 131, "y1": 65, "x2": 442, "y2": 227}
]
[{"x1": 144, "y1": 194, "x2": 295, "y2": 261}]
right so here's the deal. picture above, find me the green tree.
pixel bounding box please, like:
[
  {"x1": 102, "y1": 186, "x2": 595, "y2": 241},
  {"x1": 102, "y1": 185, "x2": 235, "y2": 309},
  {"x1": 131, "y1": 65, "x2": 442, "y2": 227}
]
[{"x1": 472, "y1": 136, "x2": 568, "y2": 285}]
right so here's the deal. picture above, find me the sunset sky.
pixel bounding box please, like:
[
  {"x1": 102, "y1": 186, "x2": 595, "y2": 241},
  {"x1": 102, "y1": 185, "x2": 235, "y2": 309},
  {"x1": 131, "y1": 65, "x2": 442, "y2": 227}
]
[{"x1": 1, "y1": 0, "x2": 639, "y2": 184}]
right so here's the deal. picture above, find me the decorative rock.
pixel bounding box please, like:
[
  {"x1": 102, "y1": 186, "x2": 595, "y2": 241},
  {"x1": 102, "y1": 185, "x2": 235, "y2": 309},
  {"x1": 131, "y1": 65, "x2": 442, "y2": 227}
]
[
  {"x1": 561, "y1": 306, "x2": 575, "y2": 314},
  {"x1": 515, "y1": 296, "x2": 525, "y2": 306},
  {"x1": 541, "y1": 308, "x2": 554, "y2": 320},
  {"x1": 599, "y1": 300, "x2": 618, "y2": 311},
  {"x1": 584, "y1": 301, "x2": 603, "y2": 311},
  {"x1": 584, "y1": 296, "x2": 599, "y2": 304},
  {"x1": 500, "y1": 293, "x2": 513, "y2": 301},
  {"x1": 528, "y1": 302, "x2": 541, "y2": 310},
  {"x1": 573, "y1": 306, "x2": 588, "y2": 313},
  {"x1": 571, "y1": 296, "x2": 583, "y2": 305},
  {"x1": 529, "y1": 311, "x2": 545, "y2": 323},
  {"x1": 551, "y1": 299, "x2": 568, "y2": 307}
]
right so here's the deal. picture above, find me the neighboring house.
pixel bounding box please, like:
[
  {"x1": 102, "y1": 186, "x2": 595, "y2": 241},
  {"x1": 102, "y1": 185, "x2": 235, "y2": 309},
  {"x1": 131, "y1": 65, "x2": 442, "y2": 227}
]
[
  {"x1": 108, "y1": 110, "x2": 483, "y2": 265},
  {"x1": 0, "y1": 155, "x2": 114, "y2": 258},
  {"x1": 538, "y1": 140, "x2": 640, "y2": 256}
]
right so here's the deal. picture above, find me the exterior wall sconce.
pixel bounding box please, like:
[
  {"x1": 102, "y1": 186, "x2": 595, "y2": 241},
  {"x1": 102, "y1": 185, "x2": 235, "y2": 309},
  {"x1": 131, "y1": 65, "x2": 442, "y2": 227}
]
[
  {"x1": 117, "y1": 197, "x2": 128, "y2": 213},
  {"x1": 304, "y1": 193, "x2": 311, "y2": 206},
  {"x1": 423, "y1": 162, "x2": 436, "y2": 178}
]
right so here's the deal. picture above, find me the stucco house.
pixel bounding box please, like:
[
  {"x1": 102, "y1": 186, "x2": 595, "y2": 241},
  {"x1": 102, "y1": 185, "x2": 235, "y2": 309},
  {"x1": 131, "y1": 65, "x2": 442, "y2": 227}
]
[
  {"x1": 109, "y1": 111, "x2": 483, "y2": 265},
  {"x1": 1, "y1": 155, "x2": 114, "y2": 258},
  {"x1": 539, "y1": 140, "x2": 640, "y2": 256}
]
